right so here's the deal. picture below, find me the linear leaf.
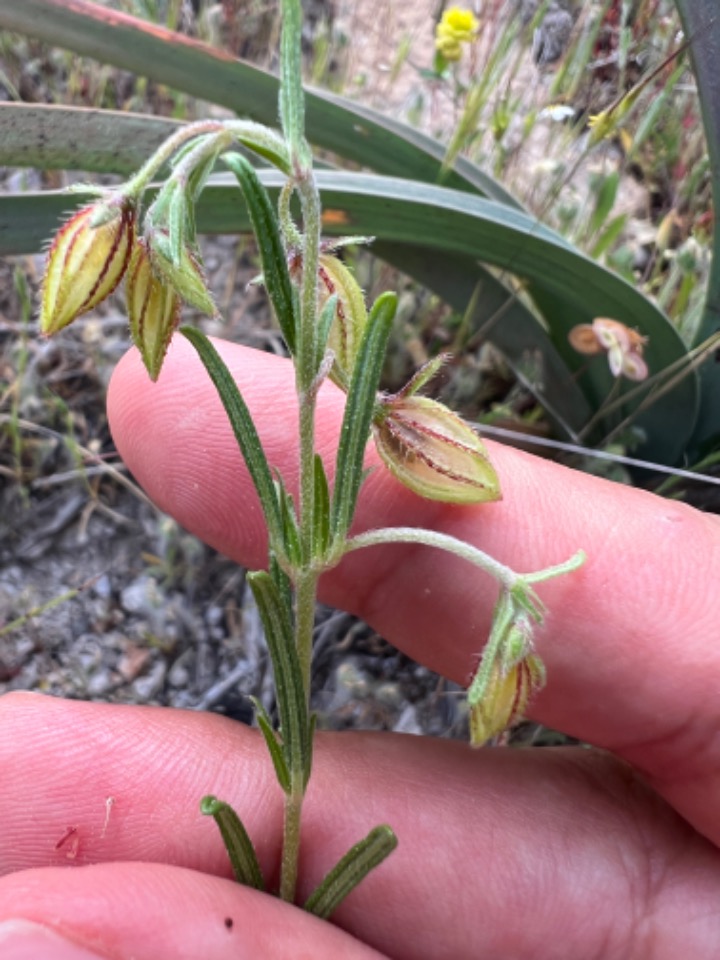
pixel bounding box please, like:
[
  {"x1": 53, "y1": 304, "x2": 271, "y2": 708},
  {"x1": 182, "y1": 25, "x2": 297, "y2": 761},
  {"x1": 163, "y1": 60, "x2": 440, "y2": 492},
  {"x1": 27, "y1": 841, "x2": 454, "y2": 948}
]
[
  {"x1": 200, "y1": 796, "x2": 265, "y2": 890},
  {"x1": 313, "y1": 454, "x2": 331, "y2": 558},
  {"x1": 250, "y1": 697, "x2": 291, "y2": 795},
  {"x1": 247, "y1": 571, "x2": 309, "y2": 779},
  {"x1": 330, "y1": 292, "x2": 397, "y2": 545},
  {"x1": 179, "y1": 326, "x2": 284, "y2": 549},
  {"x1": 275, "y1": 475, "x2": 302, "y2": 568},
  {"x1": 223, "y1": 153, "x2": 296, "y2": 354},
  {"x1": 303, "y1": 825, "x2": 398, "y2": 920}
]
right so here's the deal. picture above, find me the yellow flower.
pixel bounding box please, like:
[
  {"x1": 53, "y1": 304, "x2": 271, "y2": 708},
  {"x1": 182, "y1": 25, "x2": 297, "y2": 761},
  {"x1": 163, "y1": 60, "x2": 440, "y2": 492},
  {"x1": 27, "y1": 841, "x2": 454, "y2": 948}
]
[
  {"x1": 40, "y1": 200, "x2": 135, "y2": 336},
  {"x1": 435, "y1": 6, "x2": 479, "y2": 60},
  {"x1": 436, "y1": 36, "x2": 463, "y2": 61},
  {"x1": 126, "y1": 239, "x2": 182, "y2": 381},
  {"x1": 372, "y1": 395, "x2": 501, "y2": 504},
  {"x1": 587, "y1": 109, "x2": 616, "y2": 145},
  {"x1": 437, "y1": 6, "x2": 479, "y2": 40}
]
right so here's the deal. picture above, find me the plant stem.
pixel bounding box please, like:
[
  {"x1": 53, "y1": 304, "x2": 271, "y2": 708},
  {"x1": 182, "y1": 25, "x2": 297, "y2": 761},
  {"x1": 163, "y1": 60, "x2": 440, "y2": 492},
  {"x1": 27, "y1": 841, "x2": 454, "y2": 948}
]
[
  {"x1": 280, "y1": 773, "x2": 305, "y2": 902},
  {"x1": 279, "y1": 164, "x2": 323, "y2": 904},
  {"x1": 343, "y1": 527, "x2": 585, "y2": 606},
  {"x1": 124, "y1": 120, "x2": 226, "y2": 197}
]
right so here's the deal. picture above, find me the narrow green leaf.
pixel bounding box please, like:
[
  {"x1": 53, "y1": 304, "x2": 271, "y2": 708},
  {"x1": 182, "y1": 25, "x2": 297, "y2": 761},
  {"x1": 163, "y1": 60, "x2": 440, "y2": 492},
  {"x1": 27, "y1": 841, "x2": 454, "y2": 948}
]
[
  {"x1": 180, "y1": 327, "x2": 284, "y2": 549},
  {"x1": 590, "y1": 213, "x2": 628, "y2": 260},
  {"x1": 303, "y1": 825, "x2": 398, "y2": 920},
  {"x1": 250, "y1": 697, "x2": 292, "y2": 794},
  {"x1": 330, "y1": 293, "x2": 397, "y2": 545},
  {"x1": 279, "y1": 0, "x2": 310, "y2": 170},
  {"x1": 200, "y1": 795, "x2": 265, "y2": 890},
  {"x1": 223, "y1": 153, "x2": 296, "y2": 355},
  {"x1": 588, "y1": 171, "x2": 619, "y2": 236},
  {"x1": 269, "y1": 552, "x2": 294, "y2": 624},
  {"x1": 275, "y1": 475, "x2": 302, "y2": 568},
  {"x1": 313, "y1": 454, "x2": 331, "y2": 558},
  {"x1": 247, "y1": 571, "x2": 309, "y2": 779}
]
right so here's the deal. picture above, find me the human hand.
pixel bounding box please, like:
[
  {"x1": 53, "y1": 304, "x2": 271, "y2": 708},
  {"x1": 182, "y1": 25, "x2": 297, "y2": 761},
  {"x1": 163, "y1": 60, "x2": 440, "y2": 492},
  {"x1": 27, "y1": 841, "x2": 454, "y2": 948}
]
[{"x1": 1, "y1": 336, "x2": 720, "y2": 958}]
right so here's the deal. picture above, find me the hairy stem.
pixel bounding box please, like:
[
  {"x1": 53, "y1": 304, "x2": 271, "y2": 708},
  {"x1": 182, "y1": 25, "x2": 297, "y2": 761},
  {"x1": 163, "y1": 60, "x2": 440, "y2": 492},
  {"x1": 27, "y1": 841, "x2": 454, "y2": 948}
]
[
  {"x1": 124, "y1": 120, "x2": 226, "y2": 197},
  {"x1": 279, "y1": 164, "x2": 323, "y2": 905}
]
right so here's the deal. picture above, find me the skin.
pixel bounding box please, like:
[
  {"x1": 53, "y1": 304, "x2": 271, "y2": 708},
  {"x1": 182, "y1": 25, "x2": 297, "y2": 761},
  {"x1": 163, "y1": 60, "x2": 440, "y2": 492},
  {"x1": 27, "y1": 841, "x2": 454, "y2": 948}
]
[{"x1": 1, "y1": 335, "x2": 720, "y2": 958}]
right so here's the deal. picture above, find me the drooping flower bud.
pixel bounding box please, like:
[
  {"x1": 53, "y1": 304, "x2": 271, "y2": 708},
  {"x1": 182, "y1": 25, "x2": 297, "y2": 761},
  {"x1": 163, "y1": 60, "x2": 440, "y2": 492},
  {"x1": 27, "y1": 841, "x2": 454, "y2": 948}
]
[
  {"x1": 126, "y1": 239, "x2": 182, "y2": 381},
  {"x1": 469, "y1": 654, "x2": 545, "y2": 746},
  {"x1": 40, "y1": 200, "x2": 135, "y2": 336},
  {"x1": 146, "y1": 229, "x2": 217, "y2": 318},
  {"x1": 318, "y1": 253, "x2": 368, "y2": 388},
  {"x1": 288, "y1": 246, "x2": 368, "y2": 390},
  {"x1": 372, "y1": 395, "x2": 501, "y2": 504}
]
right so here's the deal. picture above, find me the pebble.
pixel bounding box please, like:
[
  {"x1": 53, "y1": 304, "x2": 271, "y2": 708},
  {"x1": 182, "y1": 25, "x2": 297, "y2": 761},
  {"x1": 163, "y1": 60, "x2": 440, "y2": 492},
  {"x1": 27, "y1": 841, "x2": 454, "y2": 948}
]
[
  {"x1": 132, "y1": 660, "x2": 167, "y2": 700},
  {"x1": 393, "y1": 703, "x2": 422, "y2": 736},
  {"x1": 120, "y1": 576, "x2": 161, "y2": 616}
]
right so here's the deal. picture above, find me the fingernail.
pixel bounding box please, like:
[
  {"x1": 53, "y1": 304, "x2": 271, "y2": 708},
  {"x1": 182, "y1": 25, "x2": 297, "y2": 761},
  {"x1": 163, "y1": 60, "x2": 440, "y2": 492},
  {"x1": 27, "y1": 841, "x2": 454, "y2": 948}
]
[{"x1": 0, "y1": 920, "x2": 107, "y2": 959}]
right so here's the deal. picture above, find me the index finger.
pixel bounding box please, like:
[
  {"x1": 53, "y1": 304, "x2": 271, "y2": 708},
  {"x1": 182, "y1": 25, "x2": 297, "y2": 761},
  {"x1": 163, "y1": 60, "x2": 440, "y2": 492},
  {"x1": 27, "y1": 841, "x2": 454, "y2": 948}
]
[{"x1": 108, "y1": 336, "x2": 720, "y2": 845}]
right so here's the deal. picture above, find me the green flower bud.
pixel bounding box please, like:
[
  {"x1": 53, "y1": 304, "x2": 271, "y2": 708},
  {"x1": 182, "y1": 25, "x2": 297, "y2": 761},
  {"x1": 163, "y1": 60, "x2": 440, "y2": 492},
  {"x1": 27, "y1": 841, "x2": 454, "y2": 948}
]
[
  {"x1": 126, "y1": 239, "x2": 182, "y2": 381},
  {"x1": 318, "y1": 253, "x2": 368, "y2": 388},
  {"x1": 147, "y1": 229, "x2": 217, "y2": 318}
]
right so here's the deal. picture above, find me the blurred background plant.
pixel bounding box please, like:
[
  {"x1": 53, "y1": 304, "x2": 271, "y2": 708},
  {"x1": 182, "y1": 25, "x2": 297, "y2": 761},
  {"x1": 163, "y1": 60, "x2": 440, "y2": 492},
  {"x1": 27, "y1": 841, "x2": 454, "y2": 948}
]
[{"x1": 0, "y1": 0, "x2": 718, "y2": 743}]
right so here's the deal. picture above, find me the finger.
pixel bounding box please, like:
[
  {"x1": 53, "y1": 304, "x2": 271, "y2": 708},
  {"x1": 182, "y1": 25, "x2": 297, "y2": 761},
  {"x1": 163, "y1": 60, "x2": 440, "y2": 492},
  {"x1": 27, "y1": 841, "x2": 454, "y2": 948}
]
[
  {"x1": 107, "y1": 339, "x2": 720, "y2": 844},
  {"x1": 0, "y1": 863, "x2": 383, "y2": 960},
  {"x1": 2, "y1": 694, "x2": 720, "y2": 959}
]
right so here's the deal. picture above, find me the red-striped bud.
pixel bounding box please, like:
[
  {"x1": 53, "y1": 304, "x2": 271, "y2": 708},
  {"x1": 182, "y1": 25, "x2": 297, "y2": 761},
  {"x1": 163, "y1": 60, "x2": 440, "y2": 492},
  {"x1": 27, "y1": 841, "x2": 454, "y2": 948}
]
[
  {"x1": 126, "y1": 239, "x2": 182, "y2": 381},
  {"x1": 372, "y1": 395, "x2": 501, "y2": 504},
  {"x1": 40, "y1": 200, "x2": 135, "y2": 335},
  {"x1": 469, "y1": 654, "x2": 545, "y2": 746}
]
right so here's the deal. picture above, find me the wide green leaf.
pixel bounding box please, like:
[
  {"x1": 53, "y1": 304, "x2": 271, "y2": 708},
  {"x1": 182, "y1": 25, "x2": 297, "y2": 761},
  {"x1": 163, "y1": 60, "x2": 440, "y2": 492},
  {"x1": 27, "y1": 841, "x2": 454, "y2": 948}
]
[
  {"x1": 674, "y1": 0, "x2": 720, "y2": 451},
  {"x1": 0, "y1": 0, "x2": 517, "y2": 204},
  {"x1": 0, "y1": 102, "x2": 182, "y2": 175},
  {"x1": 0, "y1": 166, "x2": 696, "y2": 462},
  {"x1": 0, "y1": 101, "x2": 595, "y2": 441}
]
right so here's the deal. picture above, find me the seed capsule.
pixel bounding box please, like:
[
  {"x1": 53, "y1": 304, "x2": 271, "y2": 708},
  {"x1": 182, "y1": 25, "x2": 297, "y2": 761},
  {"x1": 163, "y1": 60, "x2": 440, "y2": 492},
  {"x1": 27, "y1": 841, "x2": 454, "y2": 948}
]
[{"x1": 372, "y1": 395, "x2": 501, "y2": 504}]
